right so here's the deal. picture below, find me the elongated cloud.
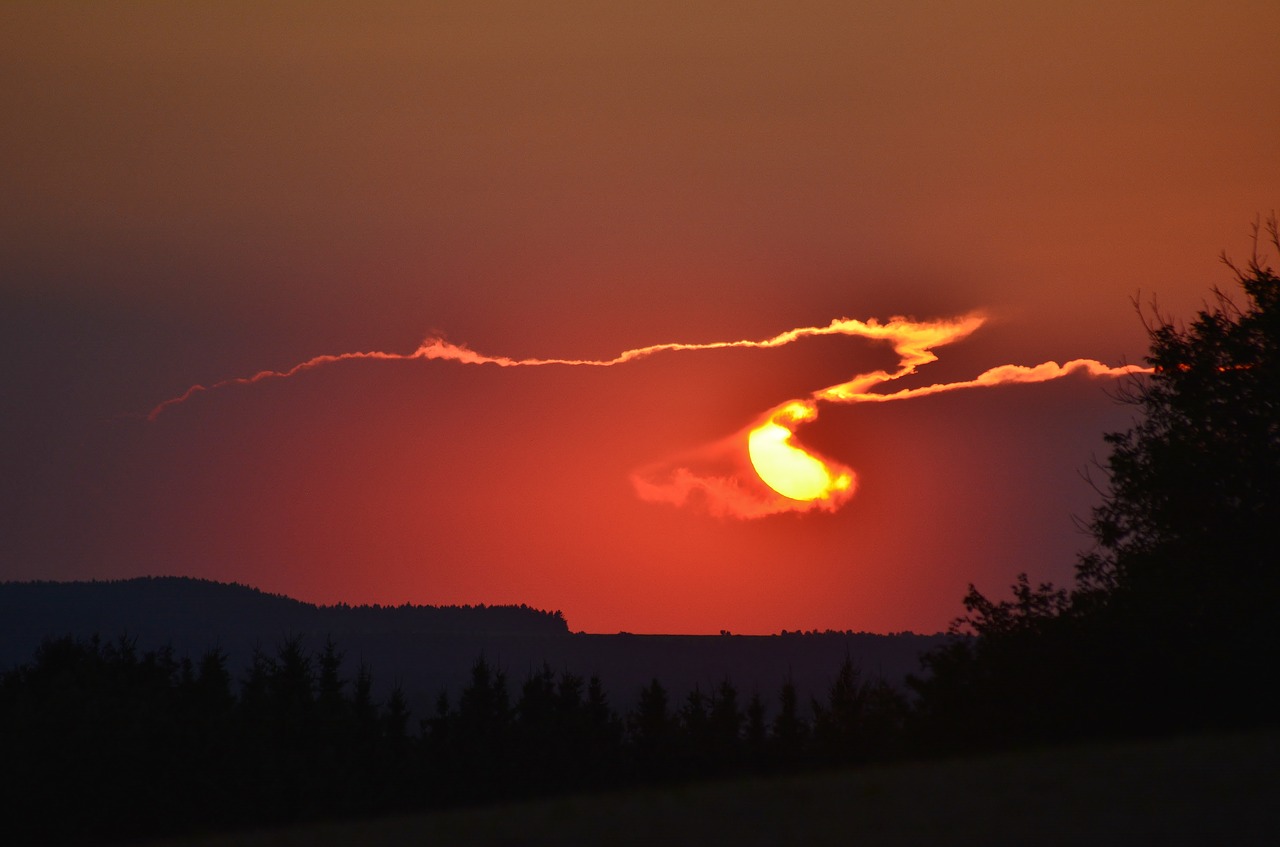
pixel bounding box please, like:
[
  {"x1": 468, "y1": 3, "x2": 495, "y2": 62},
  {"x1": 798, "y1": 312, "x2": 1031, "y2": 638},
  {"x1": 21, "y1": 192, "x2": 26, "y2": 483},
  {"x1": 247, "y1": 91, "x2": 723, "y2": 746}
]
[
  {"x1": 147, "y1": 314, "x2": 982, "y2": 421},
  {"x1": 149, "y1": 313, "x2": 1150, "y2": 519}
]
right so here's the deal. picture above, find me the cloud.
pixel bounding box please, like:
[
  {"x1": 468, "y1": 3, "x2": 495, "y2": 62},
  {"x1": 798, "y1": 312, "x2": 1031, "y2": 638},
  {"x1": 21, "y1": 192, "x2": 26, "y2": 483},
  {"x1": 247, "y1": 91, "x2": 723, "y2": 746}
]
[{"x1": 148, "y1": 312, "x2": 1150, "y2": 519}]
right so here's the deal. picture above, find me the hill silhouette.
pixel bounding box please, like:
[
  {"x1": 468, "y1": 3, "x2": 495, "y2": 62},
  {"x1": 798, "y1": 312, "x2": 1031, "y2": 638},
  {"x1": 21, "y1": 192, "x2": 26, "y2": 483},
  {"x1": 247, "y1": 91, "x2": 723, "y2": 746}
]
[
  {"x1": 0, "y1": 577, "x2": 947, "y2": 714},
  {"x1": 0, "y1": 576, "x2": 567, "y2": 647}
]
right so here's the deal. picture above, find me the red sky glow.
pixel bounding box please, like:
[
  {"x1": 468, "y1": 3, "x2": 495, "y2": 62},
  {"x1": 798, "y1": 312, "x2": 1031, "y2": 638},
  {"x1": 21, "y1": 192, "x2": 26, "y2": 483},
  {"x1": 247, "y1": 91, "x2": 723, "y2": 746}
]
[{"x1": 2, "y1": 2, "x2": 1277, "y2": 634}]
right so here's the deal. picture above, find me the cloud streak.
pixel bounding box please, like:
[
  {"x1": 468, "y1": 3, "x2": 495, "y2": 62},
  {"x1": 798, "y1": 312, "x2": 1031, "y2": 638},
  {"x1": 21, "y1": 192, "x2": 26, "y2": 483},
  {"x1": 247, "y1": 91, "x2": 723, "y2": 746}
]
[
  {"x1": 146, "y1": 314, "x2": 984, "y2": 421},
  {"x1": 149, "y1": 313, "x2": 1151, "y2": 519}
]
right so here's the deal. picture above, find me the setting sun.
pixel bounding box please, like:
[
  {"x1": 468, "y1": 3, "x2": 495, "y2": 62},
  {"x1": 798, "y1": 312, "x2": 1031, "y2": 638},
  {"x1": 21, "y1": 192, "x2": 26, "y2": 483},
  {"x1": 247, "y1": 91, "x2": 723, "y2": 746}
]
[{"x1": 748, "y1": 407, "x2": 853, "y2": 502}]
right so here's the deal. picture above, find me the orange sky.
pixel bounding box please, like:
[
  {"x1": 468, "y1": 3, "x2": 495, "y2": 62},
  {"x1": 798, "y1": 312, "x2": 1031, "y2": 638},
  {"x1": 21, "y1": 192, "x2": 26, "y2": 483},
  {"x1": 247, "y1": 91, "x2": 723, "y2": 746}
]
[{"x1": 2, "y1": 2, "x2": 1278, "y2": 633}]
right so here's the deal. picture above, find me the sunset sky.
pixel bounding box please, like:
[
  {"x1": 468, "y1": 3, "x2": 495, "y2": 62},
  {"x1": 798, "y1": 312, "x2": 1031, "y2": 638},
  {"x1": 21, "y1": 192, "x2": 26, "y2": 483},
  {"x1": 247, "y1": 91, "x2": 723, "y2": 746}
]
[{"x1": 3, "y1": 2, "x2": 1278, "y2": 634}]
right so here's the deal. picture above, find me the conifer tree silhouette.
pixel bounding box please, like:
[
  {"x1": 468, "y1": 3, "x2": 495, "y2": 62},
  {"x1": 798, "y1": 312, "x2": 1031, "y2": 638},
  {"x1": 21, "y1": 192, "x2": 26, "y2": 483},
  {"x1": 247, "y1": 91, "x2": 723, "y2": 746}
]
[
  {"x1": 707, "y1": 678, "x2": 743, "y2": 770},
  {"x1": 770, "y1": 676, "x2": 809, "y2": 767},
  {"x1": 629, "y1": 678, "x2": 676, "y2": 781}
]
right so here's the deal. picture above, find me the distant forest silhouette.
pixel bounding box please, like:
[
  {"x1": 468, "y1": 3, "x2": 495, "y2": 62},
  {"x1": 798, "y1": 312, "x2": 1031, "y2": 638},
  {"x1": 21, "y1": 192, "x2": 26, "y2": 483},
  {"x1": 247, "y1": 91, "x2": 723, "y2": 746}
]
[
  {"x1": 0, "y1": 576, "x2": 946, "y2": 719},
  {"x1": 0, "y1": 577, "x2": 569, "y2": 641},
  {"x1": 3, "y1": 221, "x2": 1279, "y2": 844},
  {"x1": 2, "y1": 633, "x2": 911, "y2": 843}
]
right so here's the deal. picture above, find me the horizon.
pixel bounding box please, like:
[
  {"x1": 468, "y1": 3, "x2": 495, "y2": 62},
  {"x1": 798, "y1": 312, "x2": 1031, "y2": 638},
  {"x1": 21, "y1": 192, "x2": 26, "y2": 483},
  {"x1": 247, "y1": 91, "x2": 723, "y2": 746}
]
[{"x1": 1, "y1": 575, "x2": 953, "y2": 637}]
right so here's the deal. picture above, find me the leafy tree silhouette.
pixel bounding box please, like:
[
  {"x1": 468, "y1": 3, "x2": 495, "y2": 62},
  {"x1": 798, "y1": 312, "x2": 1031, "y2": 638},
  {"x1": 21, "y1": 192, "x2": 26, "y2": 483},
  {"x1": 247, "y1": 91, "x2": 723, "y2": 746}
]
[
  {"x1": 1075, "y1": 217, "x2": 1280, "y2": 730},
  {"x1": 914, "y1": 216, "x2": 1280, "y2": 743}
]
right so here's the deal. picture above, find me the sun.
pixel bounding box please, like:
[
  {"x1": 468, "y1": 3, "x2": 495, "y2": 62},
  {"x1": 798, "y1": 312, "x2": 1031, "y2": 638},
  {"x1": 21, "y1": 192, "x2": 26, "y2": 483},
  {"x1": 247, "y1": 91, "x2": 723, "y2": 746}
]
[{"x1": 747, "y1": 403, "x2": 853, "y2": 502}]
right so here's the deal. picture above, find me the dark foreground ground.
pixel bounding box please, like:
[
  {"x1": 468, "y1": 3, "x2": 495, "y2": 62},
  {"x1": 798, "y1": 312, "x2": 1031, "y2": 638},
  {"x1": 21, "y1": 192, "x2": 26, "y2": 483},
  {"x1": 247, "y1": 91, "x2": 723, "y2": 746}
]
[{"x1": 144, "y1": 728, "x2": 1279, "y2": 847}]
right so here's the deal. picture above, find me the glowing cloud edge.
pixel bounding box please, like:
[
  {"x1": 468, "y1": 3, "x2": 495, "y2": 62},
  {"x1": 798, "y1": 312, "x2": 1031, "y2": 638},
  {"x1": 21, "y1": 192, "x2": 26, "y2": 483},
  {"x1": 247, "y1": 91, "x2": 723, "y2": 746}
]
[{"x1": 147, "y1": 312, "x2": 1151, "y2": 519}]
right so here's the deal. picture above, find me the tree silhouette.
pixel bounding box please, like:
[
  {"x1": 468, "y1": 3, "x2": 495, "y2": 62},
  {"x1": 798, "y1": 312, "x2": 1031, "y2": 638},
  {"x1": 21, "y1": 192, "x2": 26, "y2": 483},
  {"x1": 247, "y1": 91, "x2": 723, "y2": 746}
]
[
  {"x1": 580, "y1": 674, "x2": 625, "y2": 784},
  {"x1": 512, "y1": 663, "x2": 568, "y2": 791},
  {"x1": 439, "y1": 655, "x2": 514, "y2": 800},
  {"x1": 915, "y1": 216, "x2": 1280, "y2": 742},
  {"x1": 707, "y1": 678, "x2": 744, "y2": 771},
  {"x1": 629, "y1": 678, "x2": 677, "y2": 781},
  {"x1": 1, "y1": 631, "x2": 937, "y2": 842},
  {"x1": 809, "y1": 656, "x2": 906, "y2": 763},
  {"x1": 676, "y1": 684, "x2": 714, "y2": 775},
  {"x1": 1075, "y1": 216, "x2": 1280, "y2": 730},
  {"x1": 744, "y1": 691, "x2": 768, "y2": 768},
  {"x1": 1080, "y1": 221, "x2": 1280, "y2": 604},
  {"x1": 769, "y1": 676, "x2": 808, "y2": 766}
]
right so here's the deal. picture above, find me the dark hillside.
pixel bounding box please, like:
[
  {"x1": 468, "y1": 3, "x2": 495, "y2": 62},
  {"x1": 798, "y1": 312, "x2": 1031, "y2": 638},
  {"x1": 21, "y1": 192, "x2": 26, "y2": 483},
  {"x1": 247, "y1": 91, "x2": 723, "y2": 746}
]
[
  {"x1": 0, "y1": 577, "x2": 565, "y2": 650},
  {"x1": 0, "y1": 578, "x2": 947, "y2": 713}
]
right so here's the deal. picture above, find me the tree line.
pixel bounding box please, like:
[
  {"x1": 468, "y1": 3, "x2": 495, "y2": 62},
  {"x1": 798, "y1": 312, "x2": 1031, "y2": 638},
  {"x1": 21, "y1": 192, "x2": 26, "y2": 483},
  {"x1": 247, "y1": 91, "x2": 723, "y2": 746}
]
[{"x1": 0, "y1": 633, "x2": 910, "y2": 844}]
